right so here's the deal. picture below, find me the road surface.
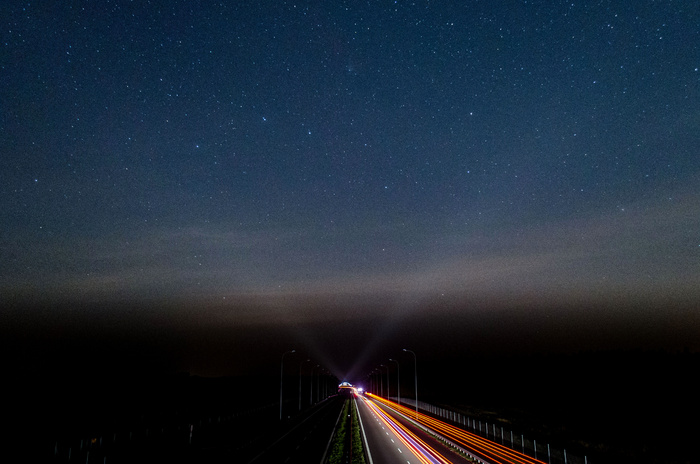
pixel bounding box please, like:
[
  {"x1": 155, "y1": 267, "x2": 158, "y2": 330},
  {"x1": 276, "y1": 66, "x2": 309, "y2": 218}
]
[
  {"x1": 243, "y1": 396, "x2": 344, "y2": 463},
  {"x1": 357, "y1": 394, "x2": 474, "y2": 464},
  {"x1": 364, "y1": 394, "x2": 548, "y2": 464}
]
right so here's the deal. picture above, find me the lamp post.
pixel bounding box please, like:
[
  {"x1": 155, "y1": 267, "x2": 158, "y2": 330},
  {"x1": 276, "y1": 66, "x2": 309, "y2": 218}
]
[
  {"x1": 311, "y1": 364, "x2": 319, "y2": 404},
  {"x1": 373, "y1": 369, "x2": 382, "y2": 398},
  {"x1": 403, "y1": 348, "x2": 418, "y2": 415},
  {"x1": 380, "y1": 364, "x2": 389, "y2": 399},
  {"x1": 280, "y1": 350, "x2": 295, "y2": 420},
  {"x1": 389, "y1": 358, "x2": 400, "y2": 405},
  {"x1": 299, "y1": 358, "x2": 311, "y2": 411},
  {"x1": 316, "y1": 368, "x2": 323, "y2": 403}
]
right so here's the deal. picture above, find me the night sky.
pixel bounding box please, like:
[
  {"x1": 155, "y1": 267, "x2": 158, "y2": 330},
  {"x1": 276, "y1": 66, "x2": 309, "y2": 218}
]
[{"x1": 2, "y1": 1, "x2": 699, "y2": 382}]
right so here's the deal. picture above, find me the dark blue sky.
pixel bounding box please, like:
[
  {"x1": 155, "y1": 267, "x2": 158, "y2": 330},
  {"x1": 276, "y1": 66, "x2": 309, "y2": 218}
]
[{"x1": 2, "y1": 1, "x2": 699, "y2": 375}]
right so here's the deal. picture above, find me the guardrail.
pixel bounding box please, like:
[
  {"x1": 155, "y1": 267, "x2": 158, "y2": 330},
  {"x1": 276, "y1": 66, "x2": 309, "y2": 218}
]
[{"x1": 395, "y1": 398, "x2": 589, "y2": 464}]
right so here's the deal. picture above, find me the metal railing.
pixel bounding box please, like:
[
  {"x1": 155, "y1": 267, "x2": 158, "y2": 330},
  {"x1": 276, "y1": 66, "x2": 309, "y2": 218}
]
[{"x1": 395, "y1": 398, "x2": 589, "y2": 464}]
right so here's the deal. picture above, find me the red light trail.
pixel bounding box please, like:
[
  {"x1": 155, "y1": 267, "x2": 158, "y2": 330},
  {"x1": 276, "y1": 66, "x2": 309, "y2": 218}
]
[
  {"x1": 361, "y1": 395, "x2": 453, "y2": 464},
  {"x1": 367, "y1": 393, "x2": 547, "y2": 464}
]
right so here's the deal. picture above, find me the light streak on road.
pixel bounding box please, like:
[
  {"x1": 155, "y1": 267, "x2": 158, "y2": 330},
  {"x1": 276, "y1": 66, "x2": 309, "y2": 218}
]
[
  {"x1": 367, "y1": 394, "x2": 547, "y2": 464},
  {"x1": 361, "y1": 395, "x2": 453, "y2": 464}
]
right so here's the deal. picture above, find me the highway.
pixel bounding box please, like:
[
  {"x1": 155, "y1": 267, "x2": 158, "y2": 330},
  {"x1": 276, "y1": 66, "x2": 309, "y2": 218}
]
[
  {"x1": 357, "y1": 394, "x2": 473, "y2": 464},
  {"x1": 42, "y1": 387, "x2": 552, "y2": 463},
  {"x1": 184, "y1": 396, "x2": 344, "y2": 463},
  {"x1": 362, "y1": 393, "x2": 547, "y2": 464},
  {"x1": 243, "y1": 396, "x2": 344, "y2": 463}
]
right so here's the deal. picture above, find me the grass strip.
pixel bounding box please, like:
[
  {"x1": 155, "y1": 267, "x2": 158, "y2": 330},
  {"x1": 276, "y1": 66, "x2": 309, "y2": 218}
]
[
  {"x1": 328, "y1": 400, "x2": 349, "y2": 464},
  {"x1": 350, "y1": 398, "x2": 366, "y2": 464},
  {"x1": 327, "y1": 398, "x2": 366, "y2": 464}
]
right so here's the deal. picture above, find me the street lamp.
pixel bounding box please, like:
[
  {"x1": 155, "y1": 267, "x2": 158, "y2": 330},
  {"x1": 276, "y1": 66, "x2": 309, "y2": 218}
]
[
  {"x1": 372, "y1": 369, "x2": 382, "y2": 397},
  {"x1": 389, "y1": 358, "x2": 400, "y2": 405},
  {"x1": 311, "y1": 364, "x2": 319, "y2": 404},
  {"x1": 280, "y1": 349, "x2": 295, "y2": 420},
  {"x1": 299, "y1": 358, "x2": 311, "y2": 411},
  {"x1": 403, "y1": 348, "x2": 418, "y2": 415},
  {"x1": 380, "y1": 364, "x2": 389, "y2": 400},
  {"x1": 318, "y1": 368, "x2": 328, "y2": 400}
]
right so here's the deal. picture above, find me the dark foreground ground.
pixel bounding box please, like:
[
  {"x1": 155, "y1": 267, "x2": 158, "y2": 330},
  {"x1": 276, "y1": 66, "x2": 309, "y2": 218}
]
[
  {"x1": 4, "y1": 349, "x2": 696, "y2": 463},
  {"x1": 2, "y1": 298, "x2": 697, "y2": 464},
  {"x1": 7, "y1": 371, "x2": 336, "y2": 463}
]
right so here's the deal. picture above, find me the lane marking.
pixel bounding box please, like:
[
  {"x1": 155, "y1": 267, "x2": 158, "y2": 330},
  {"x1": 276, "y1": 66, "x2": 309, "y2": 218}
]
[
  {"x1": 363, "y1": 396, "x2": 452, "y2": 464},
  {"x1": 369, "y1": 393, "x2": 547, "y2": 464}
]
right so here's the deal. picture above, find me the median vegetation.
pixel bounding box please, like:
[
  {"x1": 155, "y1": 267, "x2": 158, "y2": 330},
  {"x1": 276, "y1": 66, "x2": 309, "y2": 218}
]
[{"x1": 328, "y1": 399, "x2": 366, "y2": 464}]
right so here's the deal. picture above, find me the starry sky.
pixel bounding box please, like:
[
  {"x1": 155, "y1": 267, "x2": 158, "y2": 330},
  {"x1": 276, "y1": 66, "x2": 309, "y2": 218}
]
[{"x1": 2, "y1": 1, "x2": 700, "y2": 377}]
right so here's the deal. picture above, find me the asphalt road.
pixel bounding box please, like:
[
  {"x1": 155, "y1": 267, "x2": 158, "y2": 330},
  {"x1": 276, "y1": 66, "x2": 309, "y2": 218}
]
[
  {"x1": 357, "y1": 394, "x2": 474, "y2": 464},
  {"x1": 365, "y1": 394, "x2": 552, "y2": 464},
  {"x1": 171, "y1": 396, "x2": 344, "y2": 464},
  {"x1": 242, "y1": 396, "x2": 344, "y2": 464}
]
